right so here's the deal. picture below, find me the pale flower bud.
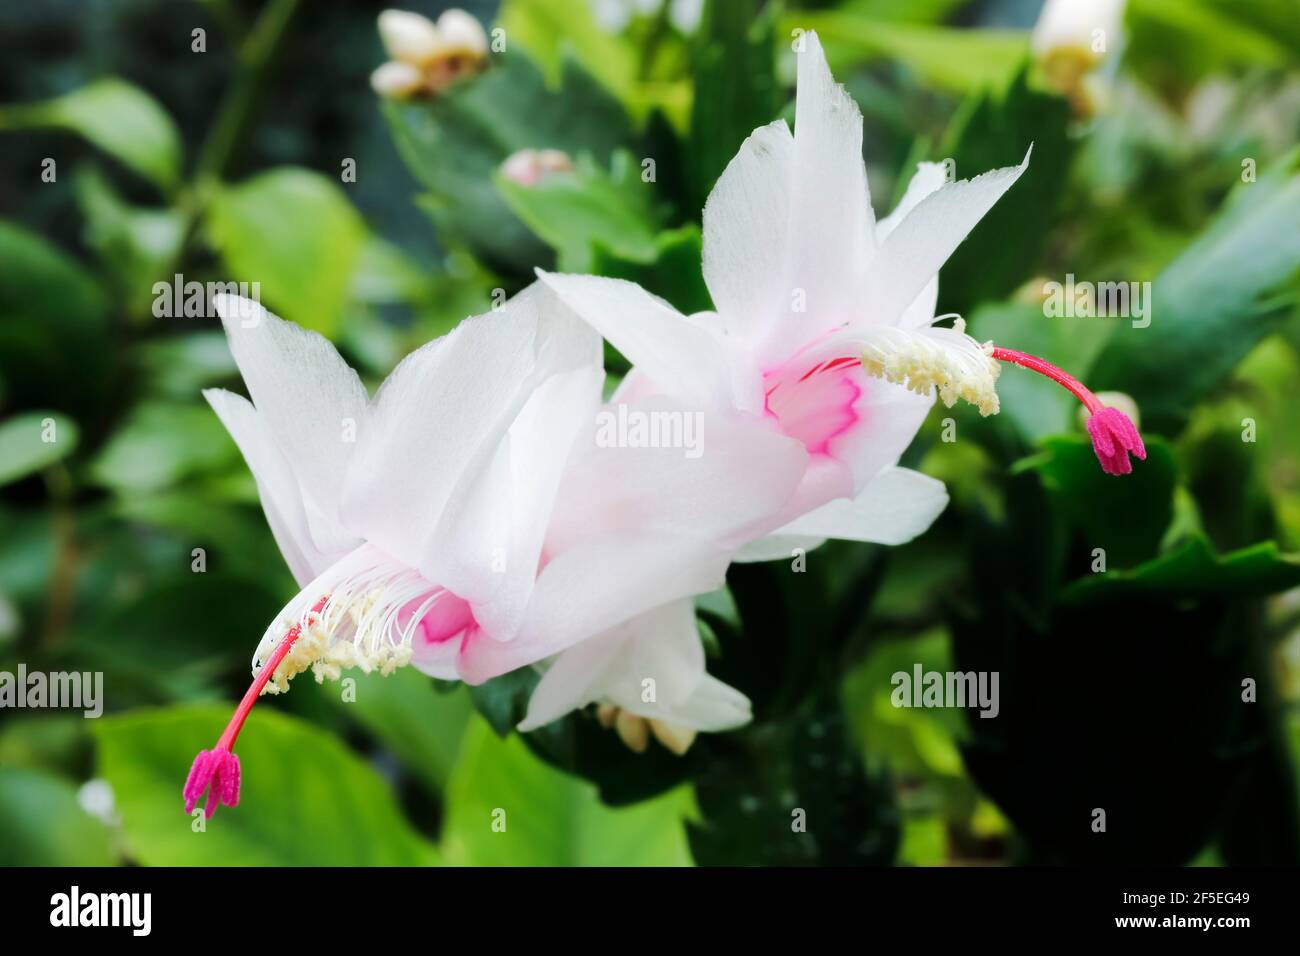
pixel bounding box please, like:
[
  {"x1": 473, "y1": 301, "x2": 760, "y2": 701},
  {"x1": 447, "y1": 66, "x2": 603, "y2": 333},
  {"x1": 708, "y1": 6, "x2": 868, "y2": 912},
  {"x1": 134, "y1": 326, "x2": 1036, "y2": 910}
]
[
  {"x1": 370, "y1": 60, "x2": 426, "y2": 99},
  {"x1": 500, "y1": 148, "x2": 574, "y2": 187},
  {"x1": 435, "y1": 9, "x2": 489, "y2": 60},
  {"x1": 378, "y1": 9, "x2": 443, "y2": 67},
  {"x1": 649, "y1": 719, "x2": 697, "y2": 756},
  {"x1": 614, "y1": 709, "x2": 650, "y2": 753}
]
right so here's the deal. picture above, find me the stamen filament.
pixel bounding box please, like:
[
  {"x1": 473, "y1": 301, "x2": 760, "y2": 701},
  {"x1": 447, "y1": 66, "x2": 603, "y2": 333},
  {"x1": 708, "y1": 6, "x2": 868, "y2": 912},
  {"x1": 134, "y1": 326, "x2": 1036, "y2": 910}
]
[
  {"x1": 991, "y1": 346, "x2": 1103, "y2": 414},
  {"x1": 214, "y1": 595, "x2": 328, "y2": 752}
]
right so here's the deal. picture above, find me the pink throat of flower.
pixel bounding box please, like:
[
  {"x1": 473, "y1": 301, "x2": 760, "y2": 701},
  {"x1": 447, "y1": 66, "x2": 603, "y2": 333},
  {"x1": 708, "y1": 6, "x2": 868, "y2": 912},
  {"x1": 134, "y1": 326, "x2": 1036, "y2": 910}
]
[
  {"x1": 182, "y1": 595, "x2": 329, "y2": 819},
  {"x1": 991, "y1": 347, "x2": 1146, "y2": 476}
]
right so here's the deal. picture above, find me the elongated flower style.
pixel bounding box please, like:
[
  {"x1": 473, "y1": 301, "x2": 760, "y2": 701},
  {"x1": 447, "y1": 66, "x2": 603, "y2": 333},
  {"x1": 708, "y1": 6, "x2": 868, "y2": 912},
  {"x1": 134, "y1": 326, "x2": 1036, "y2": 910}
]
[
  {"x1": 530, "y1": 30, "x2": 1144, "y2": 742},
  {"x1": 183, "y1": 286, "x2": 803, "y2": 816}
]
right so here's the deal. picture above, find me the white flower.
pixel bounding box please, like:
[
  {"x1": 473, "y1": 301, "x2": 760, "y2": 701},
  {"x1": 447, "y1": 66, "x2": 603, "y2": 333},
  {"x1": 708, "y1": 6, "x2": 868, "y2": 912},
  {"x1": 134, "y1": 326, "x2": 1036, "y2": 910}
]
[
  {"x1": 371, "y1": 8, "x2": 490, "y2": 100},
  {"x1": 185, "y1": 281, "x2": 806, "y2": 812},
  {"x1": 527, "y1": 31, "x2": 1031, "y2": 741}
]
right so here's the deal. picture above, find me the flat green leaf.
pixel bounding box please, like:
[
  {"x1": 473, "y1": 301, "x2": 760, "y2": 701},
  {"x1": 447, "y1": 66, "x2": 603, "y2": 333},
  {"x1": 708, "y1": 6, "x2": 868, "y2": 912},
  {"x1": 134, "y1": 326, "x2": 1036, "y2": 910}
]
[
  {"x1": 1060, "y1": 535, "x2": 1300, "y2": 605},
  {"x1": 207, "y1": 168, "x2": 367, "y2": 336},
  {"x1": 497, "y1": 151, "x2": 662, "y2": 271},
  {"x1": 442, "y1": 716, "x2": 694, "y2": 865},
  {"x1": 94, "y1": 705, "x2": 439, "y2": 865},
  {"x1": 332, "y1": 672, "x2": 473, "y2": 794},
  {"x1": 790, "y1": 14, "x2": 1030, "y2": 95},
  {"x1": 591, "y1": 224, "x2": 713, "y2": 316},
  {"x1": 0, "y1": 767, "x2": 115, "y2": 866},
  {"x1": 75, "y1": 168, "x2": 184, "y2": 319},
  {"x1": 1020, "y1": 435, "x2": 1177, "y2": 569},
  {"x1": 90, "y1": 401, "x2": 240, "y2": 492},
  {"x1": 1090, "y1": 152, "x2": 1300, "y2": 429},
  {"x1": 2, "y1": 78, "x2": 182, "y2": 190},
  {"x1": 383, "y1": 51, "x2": 632, "y2": 278},
  {"x1": 0, "y1": 411, "x2": 78, "y2": 486}
]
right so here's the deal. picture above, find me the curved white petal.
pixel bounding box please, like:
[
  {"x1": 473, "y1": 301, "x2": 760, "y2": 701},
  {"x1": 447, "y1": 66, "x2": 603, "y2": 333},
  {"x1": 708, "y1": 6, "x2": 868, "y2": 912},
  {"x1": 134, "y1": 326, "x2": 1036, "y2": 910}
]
[
  {"x1": 519, "y1": 599, "x2": 751, "y2": 732},
  {"x1": 773, "y1": 466, "x2": 949, "y2": 545},
  {"x1": 438, "y1": 366, "x2": 604, "y2": 642},
  {"x1": 772, "y1": 30, "x2": 877, "y2": 357},
  {"x1": 733, "y1": 533, "x2": 826, "y2": 563},
  {"x1": 701, "y1": 120, "x2": 795, "y2": 346},
  {"x1": 212, "y1": 294, "x2": 368, "y2": 556},
  {"x1": 536, "y1": 271, "x2": 732, "y2": 410},
  {"x1": 859, "y1": 147, "x2": 1032, "y2": 328},
  {"x1": 340, "y1": 282, "x2": 600, "y2": 571},
  {"x1": 876, "y1": 161, "x2": 949, "y2": 241},
  {"x1": 203, "y1": 388, "x2": 352, "y2": 583}
]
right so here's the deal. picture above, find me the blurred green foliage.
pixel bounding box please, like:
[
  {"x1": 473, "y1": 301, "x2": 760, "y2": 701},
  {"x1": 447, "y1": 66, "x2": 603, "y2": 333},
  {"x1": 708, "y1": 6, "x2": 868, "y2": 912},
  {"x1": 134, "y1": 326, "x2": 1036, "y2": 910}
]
[{"x1": 1, "y1": 0, "x2": 1299, "y2": 866}]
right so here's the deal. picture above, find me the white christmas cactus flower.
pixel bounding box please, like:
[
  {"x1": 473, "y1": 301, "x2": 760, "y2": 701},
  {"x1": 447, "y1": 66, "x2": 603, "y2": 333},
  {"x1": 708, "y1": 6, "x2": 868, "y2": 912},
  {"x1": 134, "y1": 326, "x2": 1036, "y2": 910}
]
[
  {"x1": 528, "y1": 30, "x2": 1147, "y2": 749},
  {"x1": 539, "y1": 31, "x2": 1029, "y2": 564},
  {"x1": 183, "y1": 284, "x2": 804, "y2": 817}
]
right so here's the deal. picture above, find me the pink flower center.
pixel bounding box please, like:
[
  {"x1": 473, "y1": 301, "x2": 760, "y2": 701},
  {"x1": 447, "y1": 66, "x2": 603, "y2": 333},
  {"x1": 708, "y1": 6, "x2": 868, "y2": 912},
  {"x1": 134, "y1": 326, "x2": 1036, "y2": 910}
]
[{"x1": 763, "y1": 355, "x2": 863, "y2": 457}]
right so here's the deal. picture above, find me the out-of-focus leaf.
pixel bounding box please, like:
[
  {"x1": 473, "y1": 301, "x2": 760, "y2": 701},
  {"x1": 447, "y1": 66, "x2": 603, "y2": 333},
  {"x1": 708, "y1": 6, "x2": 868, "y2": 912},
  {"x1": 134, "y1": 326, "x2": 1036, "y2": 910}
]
[
  {"x1": 74, "y1": 167, "x2": 184, "y2": 319},
  {"x1": 94, "y1": 705, "x2": 439, "y2": 865},
  {"x1": 0, "y1": 221, "x2": 112, "y2": 422},
  {"x1": 688, "y1": 0, "x2": 777, "y2": 210},
  {"x1": 789, "y1": 14, "x2": 1030, "y2": 95},
  {"x1": 90, "y1": 401, "x2": 239, "y2": 492},
  {"x1": 0, "y1": 77, "x2": 182, "y2": 190},
  {"x1": 207, "y1": 168, "x2": 367, "y2": 336},
  {"x1": 500, "y1": 0, "x2": 688, "y2": 125},
  {"x1": 137, "y1": 332, "x2": 238, "y2": 398},
  {"x1": 332, "y1": 672, "x2": 473, "y2": 794},
  {"x1": 0, "y1": 716, "x2": 91, "y2": 779},
  {"x1": 0, "y1": 767, "x2": 115, "y2": 866},
  {"x1": 497, "y1": 151, "x2": 662, "y2": 271},
  {"x1": 1019, "y1": 435, "x2": 1177, "y2": 569},
  {"x1": 938, "y1": 67, "x2": 1073, "y2": 312},
  {"x1": 441, "y1": 716, "x2": 694, "y2": 865},
  {"x1": 1090, "y1": 152, "x2": 1300, "y2": 430},
  {"x1": 591, "y1": 224, "x2": 712, "y2": 315},
  {"x1": 383, "y1": 51, "x2": 632, "y2": 279},
  {"x1": 0, "y1": 411, "x2": 78, "y2": 486},
  {"x1": 1060, "y1": 536, "x2": 1300, "y2": 605}
]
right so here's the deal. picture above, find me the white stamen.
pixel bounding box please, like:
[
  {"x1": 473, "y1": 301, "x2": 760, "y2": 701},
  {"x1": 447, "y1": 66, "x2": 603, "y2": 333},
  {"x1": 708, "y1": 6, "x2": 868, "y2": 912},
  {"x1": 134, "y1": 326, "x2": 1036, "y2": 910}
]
[
  {"x1": 860, "y1": 316, "x2": 1001, "y2": 416},
  {"x1": 252, "y1": 546, "x2": 446, "y2": 694}
]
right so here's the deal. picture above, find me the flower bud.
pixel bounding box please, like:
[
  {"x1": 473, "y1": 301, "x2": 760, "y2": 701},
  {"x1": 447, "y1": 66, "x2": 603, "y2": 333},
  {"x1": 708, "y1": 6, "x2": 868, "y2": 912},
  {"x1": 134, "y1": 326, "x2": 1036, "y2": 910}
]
[
  {"x1": 378, "y1": 9, "x2": 443, "y2": 67},
  {"x1": 500, "y1": 148, "x2": 574, "y2": 187},
  {"x1": 370, "y1": 60, "x2": 426, "y2": 99},
  {"x1": 436, "y1": 9, "x2": 489, "y2": 59}
]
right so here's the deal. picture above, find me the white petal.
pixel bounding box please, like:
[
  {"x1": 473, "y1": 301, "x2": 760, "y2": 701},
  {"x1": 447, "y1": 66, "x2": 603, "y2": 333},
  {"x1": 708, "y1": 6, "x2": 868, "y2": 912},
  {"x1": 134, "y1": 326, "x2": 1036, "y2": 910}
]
[
  {"x1": 203, "y1": 388, "x2": 349, "y2": 583},
  {"x1": 438, "y1": 366, "x2": 604, "y2": 642},
  {"x1": 772, "y1": 31, "x2": 877, "y2": 356},
  {"x1": 536, "y1": 271, "x2": 733, "y2": 409},
  {"x1": 519, "y1": 599, "x2": 751, "y2": 732},
  {"x1": 898, "y1": 276, "x2": 939, "y2": 330},
  {"x1": 733, "y1": 533, "x2": 826, "y2": 563},
  {"x1": 772, "y1": 466, "x2": 948, "y2": 545},
  {"x1": 212, "y1": 294, "x2": 368, "y2": 556},
  {"x1": 859, "y1": 148, "x2": 1031, "y2": 328},
  {"x1": 458, "y1": 406, "x2": 807, "y2": 679},
  {"x1": 876, "y1": 161, "x2": 949, "y2": 241},
  {"x1": 701, "y1": 120, "x2": 795, "y2": 346},
  {"x1": 340, "y1": 282, "x2": 599, "y2": 571}
]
